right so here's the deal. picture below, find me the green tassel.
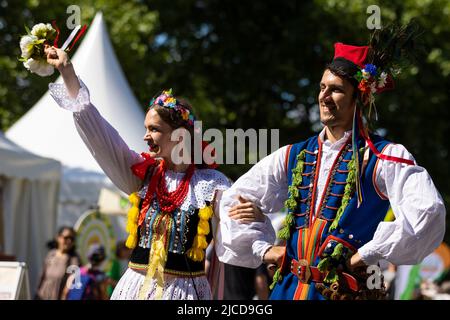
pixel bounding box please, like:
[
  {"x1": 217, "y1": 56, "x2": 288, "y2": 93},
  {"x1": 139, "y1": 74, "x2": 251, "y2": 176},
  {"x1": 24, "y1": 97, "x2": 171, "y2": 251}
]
[
  {"x1": 297, "y1": 150, "x2": 306, "y2": 161},
  {"x1": 278, "y1": 213, "x2": 295, "y2": 239},
  {"x1": 331, "y1": 243, "x2": 344, "y2": 260},
  {"x1": 270, "y1": 268, "x2": 282, "y2": 290},
  {"x1": 277, "y1": 225, "x2": 291, "y2": 240},
  {"x1": 359, "y1": 147, "x2": 365, "y2": 159},
  {"x1": 324, "y1": 269, "x2": 339, "y2": 284}
]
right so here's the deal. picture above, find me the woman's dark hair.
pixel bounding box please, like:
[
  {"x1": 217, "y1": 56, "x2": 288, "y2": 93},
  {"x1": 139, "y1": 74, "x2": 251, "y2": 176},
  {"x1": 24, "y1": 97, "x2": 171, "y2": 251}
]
[
  {"x1": 57, "y1": 226, "x2": 76, "y2": 237},
  {"x1": 152, "y1": 98, "x2": 195, "y2": 131}
]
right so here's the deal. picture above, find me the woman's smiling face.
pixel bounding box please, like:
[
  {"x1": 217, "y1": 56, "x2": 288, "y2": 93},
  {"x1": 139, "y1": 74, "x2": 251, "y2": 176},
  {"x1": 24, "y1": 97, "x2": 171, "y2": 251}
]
[{"x1": 143, "y1": 108, "x2": 180, "y2": 160}]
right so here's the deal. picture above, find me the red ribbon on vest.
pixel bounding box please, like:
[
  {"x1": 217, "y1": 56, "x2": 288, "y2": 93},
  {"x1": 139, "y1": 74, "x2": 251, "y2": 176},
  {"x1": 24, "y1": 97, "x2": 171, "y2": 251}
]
[
  {"x1": 131, "y1": 153, "x2": 157, "y2": 180},
  {"x1": 357, "y1": 115, "x2": 415, "y2": 166}
]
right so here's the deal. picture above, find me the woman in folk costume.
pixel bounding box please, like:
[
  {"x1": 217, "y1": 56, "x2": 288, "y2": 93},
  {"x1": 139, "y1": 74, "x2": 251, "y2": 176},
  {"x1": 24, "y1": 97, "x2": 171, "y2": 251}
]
[
  {"x1": 44, "y1": 46, "x2": 267, "y2": 300},
  {"x1": 221, "y1": 24, "x2": 446, "y2": 299}
]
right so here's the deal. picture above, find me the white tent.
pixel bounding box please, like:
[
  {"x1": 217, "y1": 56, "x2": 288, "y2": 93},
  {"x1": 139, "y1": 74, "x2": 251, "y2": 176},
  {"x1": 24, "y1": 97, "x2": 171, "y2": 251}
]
[
  {"x1": 6, "y1": 12, "x2": 147, "y2": 227},
  {"x1": 0, "y1": 131, "x2": 61, "y2": 294}
]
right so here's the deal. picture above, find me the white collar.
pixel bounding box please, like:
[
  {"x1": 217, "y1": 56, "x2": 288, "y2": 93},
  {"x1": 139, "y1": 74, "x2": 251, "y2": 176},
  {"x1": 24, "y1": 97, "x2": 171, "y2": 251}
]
[{"x1": 319, "y1": 127, "x2": 352, "y2": 149}]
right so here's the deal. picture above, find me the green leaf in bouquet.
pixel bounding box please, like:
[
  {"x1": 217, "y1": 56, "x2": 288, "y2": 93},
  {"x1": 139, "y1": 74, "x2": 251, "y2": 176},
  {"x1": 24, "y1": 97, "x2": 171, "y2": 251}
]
[
  {"x1": 24, "y1": 25, "x2": 31, "y2": 35},
  {"x1": 30, "y1": 43, "x2": 46, "y2": 60}
]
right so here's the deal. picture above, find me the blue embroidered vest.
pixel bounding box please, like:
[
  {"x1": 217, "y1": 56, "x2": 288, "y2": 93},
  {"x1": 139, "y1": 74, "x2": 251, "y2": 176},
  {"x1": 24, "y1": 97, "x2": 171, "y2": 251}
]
[{"x1": 270, "y1": 134, "x2": 390, "y2": 300}]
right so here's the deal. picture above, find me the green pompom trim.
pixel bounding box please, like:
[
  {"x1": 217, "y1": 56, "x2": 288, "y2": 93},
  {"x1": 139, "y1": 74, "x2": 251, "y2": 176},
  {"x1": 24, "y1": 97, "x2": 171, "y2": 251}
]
[
  {"x1": 324, "y1": 269, "x2": 339, "y2": 284},
  {"x1": 317, "y1": 257, "x2": 331, "y2": 272},
  {"x1": 280, "y1": 149, "x2": 306, "y2": 240},
  {"x1": 285, "y1": 198, "x2": 297, "y2": 211},
  {"x1": 331, "y1": 243, "x2": 344, "y2": 260},
  {"x1": 288, "y1": 185, "x2": 300, "y2": 199},
  {"x1": 329, "y1": 154, "x2": 356, "y2": 232},
  {"x1": 318, "y1": 243, "x2": 346, "y2": 284},
  {"x1": 285, "y1": 212, "x2": 295, "y2": 225}
]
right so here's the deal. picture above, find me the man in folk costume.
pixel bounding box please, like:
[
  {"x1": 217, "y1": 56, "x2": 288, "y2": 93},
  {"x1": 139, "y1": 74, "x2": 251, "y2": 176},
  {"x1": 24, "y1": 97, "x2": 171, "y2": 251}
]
[{"x1": 222, "y1": 25, "x2": 446, "y2": 300}]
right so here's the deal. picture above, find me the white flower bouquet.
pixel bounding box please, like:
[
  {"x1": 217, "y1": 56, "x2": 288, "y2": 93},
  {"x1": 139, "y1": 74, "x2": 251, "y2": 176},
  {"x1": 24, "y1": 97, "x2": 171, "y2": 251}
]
[{"x1": 19, "y1": 23, "x2": 58, "y2": 77}]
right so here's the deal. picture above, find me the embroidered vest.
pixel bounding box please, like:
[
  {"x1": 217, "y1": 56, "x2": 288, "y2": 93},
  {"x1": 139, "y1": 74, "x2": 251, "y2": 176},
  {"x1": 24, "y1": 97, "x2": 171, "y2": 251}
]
[
  {"x1": 127, "y1": 167, "x2": 214, "y2": 277},
  {"x1": 271, "y1": 134, "x2": 390, "y2": 300}
]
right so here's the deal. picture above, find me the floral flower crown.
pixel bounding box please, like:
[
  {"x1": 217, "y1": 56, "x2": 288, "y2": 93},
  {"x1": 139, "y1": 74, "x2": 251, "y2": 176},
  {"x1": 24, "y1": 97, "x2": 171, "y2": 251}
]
[{"x1": 149, "y1": 89, "x2": 196, "y2": 127}]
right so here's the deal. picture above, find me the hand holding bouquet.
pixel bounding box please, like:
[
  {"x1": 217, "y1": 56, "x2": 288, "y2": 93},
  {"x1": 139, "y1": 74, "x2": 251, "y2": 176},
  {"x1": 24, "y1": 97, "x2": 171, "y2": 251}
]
[
  {"x1": 19, "y1": 23, "x2": 58, "y2": 76},
  {"x1": 19, "y1": 22, "x2": 86, "y2": 77}
]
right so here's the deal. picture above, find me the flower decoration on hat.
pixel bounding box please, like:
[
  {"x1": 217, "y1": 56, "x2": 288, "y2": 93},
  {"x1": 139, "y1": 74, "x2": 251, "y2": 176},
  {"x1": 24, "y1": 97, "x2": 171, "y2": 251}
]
[
  {"x1": 330, "y1": 23, "x2": 421, "y2": 208},
  {"x1": 332, "y1": 43, "x2": 396, "y2": 114},
  {"x1": 355, "y1": 64, "x2": 395, "y2": 108},
  {"x1": 149, "y1": 89, "x2": 196, "y2": 127}
]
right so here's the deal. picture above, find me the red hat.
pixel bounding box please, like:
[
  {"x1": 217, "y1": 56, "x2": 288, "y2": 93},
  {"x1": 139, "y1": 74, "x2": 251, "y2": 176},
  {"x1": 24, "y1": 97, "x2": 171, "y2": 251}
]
[{"x1": 333, "y1": 42, "x2": 369, "y2": 68}]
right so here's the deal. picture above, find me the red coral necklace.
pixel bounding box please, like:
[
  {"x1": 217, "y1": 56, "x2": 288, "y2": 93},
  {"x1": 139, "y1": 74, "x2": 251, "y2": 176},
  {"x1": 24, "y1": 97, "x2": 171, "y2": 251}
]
[{"x1": 155, "y1": 160, "x2": 195, "y2": 213}]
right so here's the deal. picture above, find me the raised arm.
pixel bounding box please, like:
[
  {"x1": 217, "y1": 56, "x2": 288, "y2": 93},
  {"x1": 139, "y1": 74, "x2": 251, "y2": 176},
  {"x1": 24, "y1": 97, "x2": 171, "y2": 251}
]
[
  {"x1": 45, "y1": 45, "x2": 80, "y2": 98},
  {"x1": 45, "y1": 46, "x2": 144, "y2": 194}
]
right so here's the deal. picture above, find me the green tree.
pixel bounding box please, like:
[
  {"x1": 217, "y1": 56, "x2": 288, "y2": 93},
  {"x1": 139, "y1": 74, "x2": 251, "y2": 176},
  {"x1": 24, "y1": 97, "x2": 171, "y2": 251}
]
[{"x1": 1, "y1": 0, "x2": 449, "y2": 240}]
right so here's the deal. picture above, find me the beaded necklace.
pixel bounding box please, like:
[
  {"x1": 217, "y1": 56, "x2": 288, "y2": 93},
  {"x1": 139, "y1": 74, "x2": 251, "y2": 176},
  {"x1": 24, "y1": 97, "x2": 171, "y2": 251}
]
[{"x1": 155, "y1": 160, "x2": 195, "y2": 213}]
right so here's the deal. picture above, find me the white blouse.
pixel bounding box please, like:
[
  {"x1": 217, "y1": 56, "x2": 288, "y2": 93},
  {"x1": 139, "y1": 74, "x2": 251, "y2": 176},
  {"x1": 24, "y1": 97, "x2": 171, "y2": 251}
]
[
  {"x1": 49, "y1": 78, "x2": 446, "y2": 270},
  {"x1": 219, "y1": 128, "x2": 446, "y2": 268}
]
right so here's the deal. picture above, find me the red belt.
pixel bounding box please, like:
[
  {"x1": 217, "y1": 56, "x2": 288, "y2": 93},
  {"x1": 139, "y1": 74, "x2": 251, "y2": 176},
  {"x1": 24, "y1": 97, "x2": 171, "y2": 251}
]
[{"x1": 290, "y1": 259, "x2": 360, "y2": 292}]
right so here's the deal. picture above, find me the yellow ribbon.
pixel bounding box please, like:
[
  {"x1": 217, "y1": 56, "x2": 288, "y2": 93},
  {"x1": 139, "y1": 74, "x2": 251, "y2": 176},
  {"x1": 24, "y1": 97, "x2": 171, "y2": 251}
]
[
  {"x1": 138, "y1": 213, "x2": 172, "y2": 300},
  {"x1": 125, "y1": 192, "x2": 140, "y2": 249},
  {"x1": 186, "y1": 205, "x2": 213, "y2": 262}
]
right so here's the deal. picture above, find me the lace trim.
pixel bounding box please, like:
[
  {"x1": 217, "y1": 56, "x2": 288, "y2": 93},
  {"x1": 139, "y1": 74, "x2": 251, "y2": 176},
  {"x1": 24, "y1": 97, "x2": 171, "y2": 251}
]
[
  {"x1": 48, "y1": 77, "x2": 90, "y2": 112},
  {"x1": 188, "y1": 169, "x2": 230, "y2": 209},
  {"x1": 111, "y1": 268, "x2": 212, "y2": 300}
]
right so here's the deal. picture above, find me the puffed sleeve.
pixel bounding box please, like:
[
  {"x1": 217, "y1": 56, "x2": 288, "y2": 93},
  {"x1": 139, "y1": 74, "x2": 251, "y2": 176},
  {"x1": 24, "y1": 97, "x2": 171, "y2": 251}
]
[
  {"x1": 358, "y1": 143, "x2": 446, "y2": 266},
  {"x1": 48, "y1": 78, "x2": 143, "y2": 194},
  {"x1": 214, "y1": 145, "x2": 289, "y2": 268}
]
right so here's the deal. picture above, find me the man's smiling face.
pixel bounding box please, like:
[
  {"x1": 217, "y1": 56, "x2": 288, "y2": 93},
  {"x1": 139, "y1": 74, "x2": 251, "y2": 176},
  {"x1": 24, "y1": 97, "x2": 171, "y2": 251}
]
[{"x1": 318, "y1": 69, "x2": 357, "y2": 131}]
